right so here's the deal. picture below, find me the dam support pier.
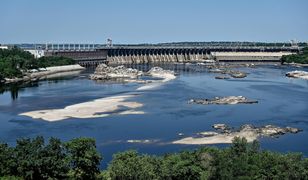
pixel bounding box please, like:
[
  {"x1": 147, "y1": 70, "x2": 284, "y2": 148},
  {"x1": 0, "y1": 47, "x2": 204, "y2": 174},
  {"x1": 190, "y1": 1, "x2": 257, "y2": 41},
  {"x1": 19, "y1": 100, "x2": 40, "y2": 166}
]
[{"x1": 107, "y1": 48, "x2": 212, "y2": 64}]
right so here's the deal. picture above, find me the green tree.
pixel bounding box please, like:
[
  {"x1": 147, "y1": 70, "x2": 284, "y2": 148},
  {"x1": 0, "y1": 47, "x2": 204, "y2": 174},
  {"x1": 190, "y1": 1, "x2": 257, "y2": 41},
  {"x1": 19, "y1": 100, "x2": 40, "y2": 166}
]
[
  {"x1": 161, "y1": 151, "x2": 203, "y2": 180},
  {"x1": 281, "y1": 47, "x2": 308, "y2": 64},
  {"x1": 0, "y1": 48, "x2": 75, "y2": 80},
  {"x1": 65, "y1": 138, "x2": 102, "y2": 180},
  {"x1": 13, "y1": 136, "x2": 45, "y2": 179},
  {"x1": 0, "y1": 143, "x2": 15, "y2": 176},
  {"x1": 108, "y1": 150, "x2": 161, "y2": 180},
  {"x1": 11, "y1": 136, "x2": 69, "y2": 180},
  {"x1": 39, "y1": 137, "x2": 69, "y2": 179}
]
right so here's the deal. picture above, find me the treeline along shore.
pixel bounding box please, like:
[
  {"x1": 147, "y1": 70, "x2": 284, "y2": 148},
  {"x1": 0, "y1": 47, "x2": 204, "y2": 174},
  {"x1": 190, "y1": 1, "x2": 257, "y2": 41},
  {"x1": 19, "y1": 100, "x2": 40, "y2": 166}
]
[
  {"x1": 282, "y1": 47, "x2": 308, "y2": 65},
  {"x1": 0, "y1": 136, "x2": 307, "y2": 179},
  {"x1": 0, "y1": 48, "x2": 84, "y2": 84}
]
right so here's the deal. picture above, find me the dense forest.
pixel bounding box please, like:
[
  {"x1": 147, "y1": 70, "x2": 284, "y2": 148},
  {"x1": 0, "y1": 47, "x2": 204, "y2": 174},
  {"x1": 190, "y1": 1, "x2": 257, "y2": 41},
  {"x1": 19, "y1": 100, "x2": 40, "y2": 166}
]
[
  {"x1": 282, "y1": 47, "x2": 308, "y2": 64},
  {"x1": 0, "y1": 48, "x2": 75, "y2": 80},
  {"x1": 0, "y1": 137, "x2": 307, "y2": 180}
]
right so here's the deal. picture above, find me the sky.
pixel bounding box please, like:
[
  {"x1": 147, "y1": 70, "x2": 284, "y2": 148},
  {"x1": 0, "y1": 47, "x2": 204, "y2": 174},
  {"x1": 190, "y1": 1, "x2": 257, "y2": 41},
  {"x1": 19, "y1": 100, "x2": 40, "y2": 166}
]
[{"x1": 0, "y1": 0, "x2": 307, "y2": 44}]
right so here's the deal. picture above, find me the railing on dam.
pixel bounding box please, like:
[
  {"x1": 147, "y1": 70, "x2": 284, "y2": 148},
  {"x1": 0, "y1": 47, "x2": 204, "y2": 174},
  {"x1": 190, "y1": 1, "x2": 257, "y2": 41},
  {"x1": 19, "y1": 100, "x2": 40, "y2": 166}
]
[{"x1": 99, "y1": 45, "x2": 300, "y2": 52}]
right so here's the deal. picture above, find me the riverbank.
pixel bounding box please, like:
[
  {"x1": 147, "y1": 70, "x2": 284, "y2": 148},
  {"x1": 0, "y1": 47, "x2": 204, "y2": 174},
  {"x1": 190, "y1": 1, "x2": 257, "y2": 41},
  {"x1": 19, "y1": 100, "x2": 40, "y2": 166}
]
[
  {"x1": 0, "y1": 48, "x2": 78, "y2": 84},
  {"x1": 285, "y1": 62, "x2": 308, "y2": 67},
  {"x1": 4, "y1": 64, "x2": 85, "y2": 84}
]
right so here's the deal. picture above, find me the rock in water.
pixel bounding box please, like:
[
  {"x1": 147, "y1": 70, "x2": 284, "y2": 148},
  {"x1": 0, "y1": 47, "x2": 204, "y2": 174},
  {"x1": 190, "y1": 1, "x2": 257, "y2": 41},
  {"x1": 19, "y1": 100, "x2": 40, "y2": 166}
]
[
  {"x1": 230, "y1": 71, "x2": 247, "y2": 78},
  {"x1": 189, "y1": 96, "x2": 258, "y2": 105},
  {"x1": 147, "y1": 67, "x2": 176, "y2": 79},
  {"x1": 173, "y1": 124, "x2": 302, "y2": 145},
  {"x1": 286, "y1": 71, "x2": 308, "y2": 80},
  {"x1": 260, "y1": 125, "x2": 287, "y2": 136},
  {"x1": 215, "y1": 76, "x2": 230, "y2": 79},
  {"x1": 212, "y1": 124, "x2": 229, "y2": 131},
  {"x1": 90, "y1": 64, "x2": 143, "y2": 80},
  {"x1": 286, "y1": 127, "x2": 302, "y2": 133}
]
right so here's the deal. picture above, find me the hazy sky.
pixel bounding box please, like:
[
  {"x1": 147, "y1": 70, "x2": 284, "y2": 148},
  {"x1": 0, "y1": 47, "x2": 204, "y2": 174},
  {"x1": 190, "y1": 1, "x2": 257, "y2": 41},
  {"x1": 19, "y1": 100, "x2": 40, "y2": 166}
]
[{"x1": 1, "y1": 0, "x2": 307, "y2": 44}]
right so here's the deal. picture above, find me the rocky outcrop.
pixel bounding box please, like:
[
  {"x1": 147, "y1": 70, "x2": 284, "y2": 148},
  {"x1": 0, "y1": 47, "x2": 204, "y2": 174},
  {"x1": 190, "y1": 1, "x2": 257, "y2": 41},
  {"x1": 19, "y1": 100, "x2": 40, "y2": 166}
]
[
  {"x1": 90, "y1": 65, "x2": 176, "y2": 83},
  {"x1": 90, "y1": 64, "x2": 143, "y2": 80},
  {"x1": 286, "y1": 71, "x2": 308, "y2": 80},
  {"x1": 189, "y1": 63, "x2": 250, "y2": 78},
  {"x1": 229, "y1": 71, "x2": 247, "y2": 78},
  {"x1": 257, "y1": 125, "x2": 303, "y2": 136},
  {"x1": 90, "y1": 65, "x2": 177, "y2": 91},
  {"x1": 213, "y1": 124, "x2": 230, "y2": 132},
  {"x1": 147, "y1": 67, "x2": 176, "y2": 80},
  {"x1": 189, "y1": 96, "x2": 258, "y2": 105},
  {"x1": 173, "y1": 124, "x2": 302, "y2": 145},
  {"x1": 136, "y1": 67, "x2": 176, "y2": 90}
]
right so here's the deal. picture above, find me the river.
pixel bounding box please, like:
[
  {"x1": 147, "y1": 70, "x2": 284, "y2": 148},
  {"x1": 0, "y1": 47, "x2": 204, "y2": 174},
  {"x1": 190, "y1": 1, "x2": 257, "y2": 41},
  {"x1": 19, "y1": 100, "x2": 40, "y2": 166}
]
[{"x1": 0, "y1": 63, "x2": 307, "y2": 167}]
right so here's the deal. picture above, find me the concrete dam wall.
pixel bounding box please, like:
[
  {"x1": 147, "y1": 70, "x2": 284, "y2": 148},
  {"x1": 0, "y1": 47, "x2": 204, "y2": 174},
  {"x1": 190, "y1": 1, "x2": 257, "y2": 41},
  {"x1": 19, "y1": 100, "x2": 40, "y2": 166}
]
[
  {"x1": 213, "y1": 52, "x2": 294, "y2": 62},
  {"x1": 108, "y1": 53, "x2": 211, "y2": 64},
  {"x1": 45, "y1": 46, "x2": 300, "y2": 65},
  {"x1": 107, "y1": 49, "x2": 295, "y2": 64}
]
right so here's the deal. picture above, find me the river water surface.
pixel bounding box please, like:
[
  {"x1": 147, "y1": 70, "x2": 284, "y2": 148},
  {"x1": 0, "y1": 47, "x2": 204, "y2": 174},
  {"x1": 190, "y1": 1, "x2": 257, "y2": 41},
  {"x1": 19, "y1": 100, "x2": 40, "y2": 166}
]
[{"x1": 0, "y1": 64, "x2": 308, "y2": 167}]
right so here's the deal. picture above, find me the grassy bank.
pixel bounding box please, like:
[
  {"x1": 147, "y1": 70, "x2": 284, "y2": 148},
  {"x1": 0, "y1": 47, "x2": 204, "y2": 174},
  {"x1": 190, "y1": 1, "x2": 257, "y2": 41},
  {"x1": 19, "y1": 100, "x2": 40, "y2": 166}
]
[
  {"x1": 282, "y1": 47, "x2": 308, "y2": 64},
  {"x1": 0, "y1": 48, "x2": 75, "y2": 81},
  {"x1": 1, "y1": 136, "x2": 307, "y2": 179}
]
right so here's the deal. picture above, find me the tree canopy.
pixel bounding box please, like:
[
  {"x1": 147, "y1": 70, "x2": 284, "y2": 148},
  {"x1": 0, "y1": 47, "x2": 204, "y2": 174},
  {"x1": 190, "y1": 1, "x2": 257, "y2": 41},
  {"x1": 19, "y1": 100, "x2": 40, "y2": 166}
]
[
  {"x1": 0, "y1": 48, "x2": 75, "y2": 79},
  {"x1": 1, "y1": 136, "x2": 307, "y2": 180},
  {"x1": 282, "y1": 47, "x2": 308, "y2": 64}
]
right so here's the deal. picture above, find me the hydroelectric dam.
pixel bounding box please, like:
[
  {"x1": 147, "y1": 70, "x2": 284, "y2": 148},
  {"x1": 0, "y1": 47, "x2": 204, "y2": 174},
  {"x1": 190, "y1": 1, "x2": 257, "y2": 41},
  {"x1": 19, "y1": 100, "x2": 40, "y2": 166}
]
[{"x1": 41, "y1": 44, "x2": 300, "y2": 66}]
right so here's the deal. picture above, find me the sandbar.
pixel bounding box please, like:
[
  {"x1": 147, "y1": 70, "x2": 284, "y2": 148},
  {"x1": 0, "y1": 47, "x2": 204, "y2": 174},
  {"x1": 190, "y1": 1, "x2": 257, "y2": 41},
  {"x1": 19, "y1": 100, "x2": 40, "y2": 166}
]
[{"x1": 20, "y1": 94, "x2": 143, "y2": 122}]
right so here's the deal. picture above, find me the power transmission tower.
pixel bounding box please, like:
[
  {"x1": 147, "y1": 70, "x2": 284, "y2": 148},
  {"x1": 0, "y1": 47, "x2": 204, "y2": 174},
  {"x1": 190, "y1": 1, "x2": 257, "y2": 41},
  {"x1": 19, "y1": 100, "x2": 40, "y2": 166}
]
[{"x1": 107, "y1": 39, "x2": 113, "y2": 47}]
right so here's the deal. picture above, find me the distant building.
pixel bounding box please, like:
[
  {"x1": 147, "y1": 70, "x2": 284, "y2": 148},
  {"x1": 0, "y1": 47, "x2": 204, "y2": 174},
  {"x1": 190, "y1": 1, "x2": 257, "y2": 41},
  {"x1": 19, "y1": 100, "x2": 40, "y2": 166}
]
[
  {"x1": 25, "y1": 49, "x2": 45, "y2": 58},
  {"x1": 0, "y1": 45, "x2": 9, "y2": 49}
]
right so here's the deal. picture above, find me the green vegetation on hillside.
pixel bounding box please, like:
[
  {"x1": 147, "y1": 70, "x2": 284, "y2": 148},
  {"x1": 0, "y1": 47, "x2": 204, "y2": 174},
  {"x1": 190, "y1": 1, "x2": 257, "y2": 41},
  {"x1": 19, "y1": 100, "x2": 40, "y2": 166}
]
[
  {"x1": 282, "y1": 47, "x2": 308, "y2": 64},
  {"x1": 1, "y1": 137, "x2": 307, "y2": 180},
  {"x1": 0, "y1": 48, "x2": 75, "y2": 80}
]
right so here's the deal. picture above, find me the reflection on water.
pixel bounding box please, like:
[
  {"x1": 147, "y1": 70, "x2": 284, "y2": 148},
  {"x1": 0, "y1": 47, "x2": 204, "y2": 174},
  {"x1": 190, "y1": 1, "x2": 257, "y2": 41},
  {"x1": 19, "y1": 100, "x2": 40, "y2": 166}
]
[
  {"x1": 0, "y1": 81, "x2": 39, "y2": 100},
  {"x1": 0, "y1": 70, "x2": 84, "y2": 101}
]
